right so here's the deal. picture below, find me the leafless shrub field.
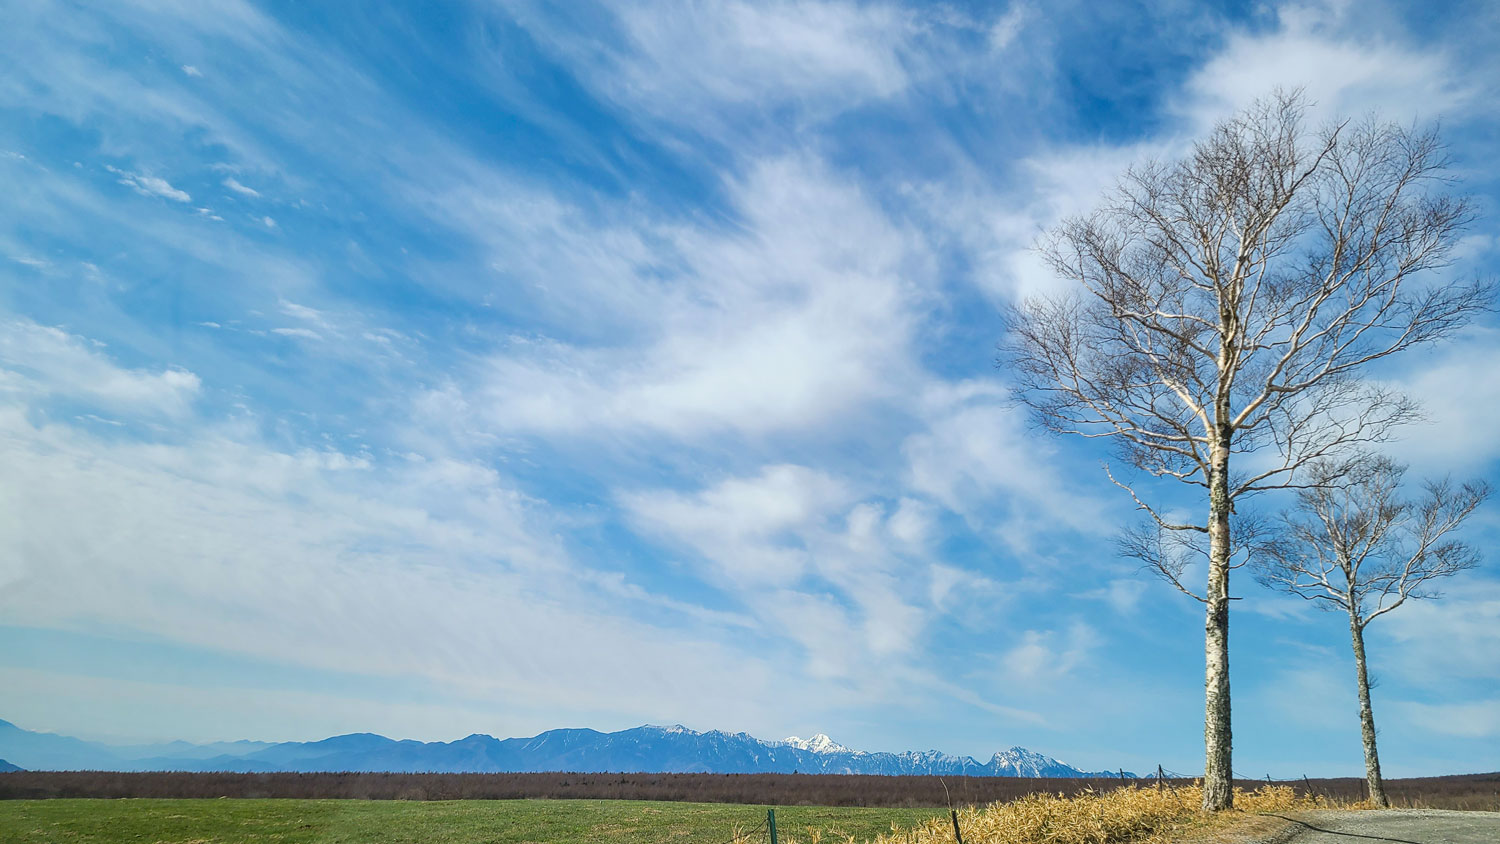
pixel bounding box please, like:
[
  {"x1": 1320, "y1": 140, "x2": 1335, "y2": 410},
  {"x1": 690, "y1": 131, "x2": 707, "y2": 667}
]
[{"x1": 1, "y1": 770, "x2": 1495, "y2": 810}]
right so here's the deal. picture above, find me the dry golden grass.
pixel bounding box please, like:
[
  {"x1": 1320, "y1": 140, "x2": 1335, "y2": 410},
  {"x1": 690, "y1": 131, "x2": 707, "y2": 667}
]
[{"x1": 753, "y1": 784, "x2": 1344, "y2": 844}]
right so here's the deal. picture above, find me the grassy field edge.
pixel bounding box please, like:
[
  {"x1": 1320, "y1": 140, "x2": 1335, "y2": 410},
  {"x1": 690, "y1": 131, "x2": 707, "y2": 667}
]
[{"x1": 0, "y1": 796, "x2": 943, "y2": 844}]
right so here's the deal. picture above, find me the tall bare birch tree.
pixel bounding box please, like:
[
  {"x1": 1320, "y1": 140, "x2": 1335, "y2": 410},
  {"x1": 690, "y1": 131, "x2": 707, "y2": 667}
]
[
  {"x1": 1001, "y1": 91, "x2": 1491, "y2": 810},
  {"x1": 1257, "y1": 456, "x2": 1488, "y2": 807}
]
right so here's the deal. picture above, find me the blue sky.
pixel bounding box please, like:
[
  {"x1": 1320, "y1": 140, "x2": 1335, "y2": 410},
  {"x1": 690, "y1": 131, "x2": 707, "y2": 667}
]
[{"x1": 1, "y1": 0, "x2": 1498, "y2": 778}]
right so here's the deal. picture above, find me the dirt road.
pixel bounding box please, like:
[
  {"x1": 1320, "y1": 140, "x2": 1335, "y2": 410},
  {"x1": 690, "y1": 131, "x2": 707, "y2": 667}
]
[{"x1": 1266, "y1": 809, "x2": 1500, "y2": 843}]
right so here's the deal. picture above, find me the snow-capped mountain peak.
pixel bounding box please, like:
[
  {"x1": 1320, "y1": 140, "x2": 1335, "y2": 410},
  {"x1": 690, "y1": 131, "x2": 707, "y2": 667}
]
[
  {"x1": 781, "y1": 733, "x2": 853, "y2": 754},
  {"x1": 987, "y1": 746, "x2": 1080, "y2": 777},
  {"x1": 644, "y1": 724, "x2": 696, "y2": 735}
]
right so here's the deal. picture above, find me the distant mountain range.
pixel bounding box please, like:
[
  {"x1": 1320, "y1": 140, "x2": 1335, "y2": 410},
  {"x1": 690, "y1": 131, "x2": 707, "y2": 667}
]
[
  {"x1": 0, "y1": 718, "x2": 1130, "y2": 777},
  {"x1": 0, "y1": 757, "x2": 21, "y2": 772}
]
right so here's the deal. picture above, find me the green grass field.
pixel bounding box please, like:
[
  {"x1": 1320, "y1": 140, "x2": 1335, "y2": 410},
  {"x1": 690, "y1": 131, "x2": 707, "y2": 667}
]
[{"x1": 0, "y1": 798, "x2": 946, "y2": 844}]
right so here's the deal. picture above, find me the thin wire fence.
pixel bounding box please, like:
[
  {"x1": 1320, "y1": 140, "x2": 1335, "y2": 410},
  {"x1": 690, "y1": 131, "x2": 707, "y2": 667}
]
[{"x1": 700, "y1": 767, "x2": 1338, "y2": 844}]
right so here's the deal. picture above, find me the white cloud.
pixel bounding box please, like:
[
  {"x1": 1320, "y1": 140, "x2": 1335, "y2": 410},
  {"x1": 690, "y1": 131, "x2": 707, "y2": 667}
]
[
  {"x1": 999, "y1": 622, "x2": 1098, "y2": 685},
  {"x1": 1, "y1": 0, "x2": 313, "y2": 176},
  {"x1": 106, "y1": 166, "x2": 192, "y2": 202},
  {"x1": 279, "y1": 300, "x2": 332, "y2": 329},
  {"x1": 0, "y1": 319, "x2": 201, "y2": 417},
  {"x1": 0, "y1": 406, "x2": 794, "y2": 737},
  {"x1": 926, "y1": 562, "x2": 1015, "y2": 635},
  {"x1": 902, "y1": 379, "x2": 1108, "y2": 549},
  {"x1": 987, "y1": 4, "x2": 1027, "y2": 51},
  {"x1": 501, "y1": 0, "x2": 923, "y2": 136},
  {"x1": 621, "y1": 463, "x2": 951, "y2": 684},
  {"x1": 621, "y1": 464, "x2": 851, "y2": 586},
  {"x1": 1179, "y1": 2, "x2": 1473, "y2": 130},
  {"x1": 609, "y1": 0, "x2": 910, "y2": 107},
  {"x1": 506, "y1": 0, "x2": 1025, "y2": 142},
  {"x1": 1382, "y1": 331, "x2": 1500, "y2": 472},
  {"x1": 1388, "y1": 699, "x2": 1500, "y2": 738},
  {"x1": 181, "y1": 64, "x2": 203, "y2": 77},
  {"x1": 0, "y1": 665, "x2": 513, "y2": 745},
  {"x1": 899, "y1": 132, "x2": 1182, "y2": 306},
  {"x1": 261, "y1": 215, "x2": 276, "y2": 228},
  {"x1": 270, "y1": 327, "x2": 322, "y2": 340},
  {"x1": 1379, "y1": 577, "x2": 1500, "y2": 683},
  {"x1": 1077, "y1": 579, "x2": 1148, "y2": 616},
  {"x1": 919, "y1": 0, "x2": 1478, "y2": 309},
  {"x1": 887, "y1": 497, "x2": 934, "y2": 548},
  {"x1": 432, "y1": 155, "x2": 929, "y2": 440},
  {"x1": 223, "y1": 176, "x2": 260, "y2": 197},
  {"x1": 1241, "y1": 596, "x2": 1316, "y2": 622}
]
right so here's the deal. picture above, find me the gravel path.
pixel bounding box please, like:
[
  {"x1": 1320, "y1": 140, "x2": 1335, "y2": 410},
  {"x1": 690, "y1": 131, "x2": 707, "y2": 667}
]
[{"x1": 1264, "y1": 809, "x2": 1500, "y2": 844}]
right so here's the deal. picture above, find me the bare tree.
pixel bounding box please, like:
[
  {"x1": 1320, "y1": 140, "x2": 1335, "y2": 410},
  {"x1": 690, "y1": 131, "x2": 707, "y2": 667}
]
[
  {"x1": 1257, "y1": 455, "x2": 1488, "y2": 807},
  {"x1": 1001, "y1": 90, "x2": 1492, "y2": 810}
]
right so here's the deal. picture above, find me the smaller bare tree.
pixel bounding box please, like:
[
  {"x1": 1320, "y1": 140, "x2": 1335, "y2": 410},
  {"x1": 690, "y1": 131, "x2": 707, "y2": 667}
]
[{"x1": 1257, "y1": 454, "x2": 1489, "y2": 807}]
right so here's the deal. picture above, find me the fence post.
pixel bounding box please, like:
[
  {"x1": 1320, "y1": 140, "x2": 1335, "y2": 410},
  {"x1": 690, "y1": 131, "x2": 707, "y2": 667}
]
[
  {"x1": 1157, "y1": 765, "x2": 1165, "y2": 790},
  {"x1": 950, "y1": 809, "x2": 964, "y2": 844},
  {"x1": 767, "y1": 809, "x2": 778, "y2": 844},
  {"x1": 1303, "y1": 775, "x2": 1313, "y2": 799}
]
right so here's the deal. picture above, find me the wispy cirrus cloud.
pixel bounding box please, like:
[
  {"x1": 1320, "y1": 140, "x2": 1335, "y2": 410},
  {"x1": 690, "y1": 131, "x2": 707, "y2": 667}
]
[
  {"x1": 1388, "y1": 699, "x2": 1500, "y2": 739},
  {"x1": 0, "y1": 319, "x2": 201, "y2": 417},
  {"x1": 419, "y1": 154, "x2": 931, "y2": 441},
  {"x1": 502, "y1": 0, "x2": 1029, "y2": 148},
  {"x1": 1180, "y1": 0, "x2": 1477, "y2": 127},
  {"x1": 222, "y1": 176, "x2": 260, "y2": 197},
  {"x1": 0, "y1": 383, "x2": 794, "y2": 738},
  {"x1": 105, "y1": 166, "x2": 192, "y2": 202}
]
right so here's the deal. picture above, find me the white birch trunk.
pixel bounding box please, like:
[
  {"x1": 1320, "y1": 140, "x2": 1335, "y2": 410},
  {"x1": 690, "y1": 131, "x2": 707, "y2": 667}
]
[
  {"x1": 1203, "y1": 437, "x2": 1233, "y2": 811},
  {"x1": 1349, "y1": 616, "x2": 1389, "y2": 807}
]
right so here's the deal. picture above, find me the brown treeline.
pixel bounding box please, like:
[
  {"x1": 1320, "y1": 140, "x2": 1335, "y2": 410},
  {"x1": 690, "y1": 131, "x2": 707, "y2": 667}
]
[{"x1": 2, "y1": 770, "x2": 1497, "y2": 809}]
